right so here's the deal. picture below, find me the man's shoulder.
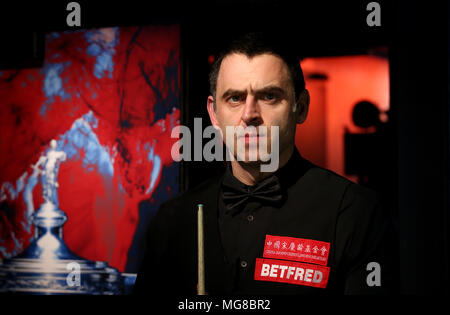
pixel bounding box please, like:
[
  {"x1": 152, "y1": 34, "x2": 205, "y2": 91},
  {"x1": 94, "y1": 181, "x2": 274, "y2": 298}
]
[
  {"x1": 300, "y1": 164, "x2": 386, "y2": 233},
  {"x1": 158, "y1": 172, "x2": 224, "y2": 214},
  {"x1": 304, "y1": 163, "x2": 379, "y2": 206}
]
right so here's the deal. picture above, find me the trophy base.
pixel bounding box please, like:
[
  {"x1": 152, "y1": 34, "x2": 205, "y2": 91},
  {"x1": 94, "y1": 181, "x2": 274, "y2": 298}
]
[
  {"x1": 0, "y1": 257, "x2": 123, "y2": 295},
  {"x1": 0, "y1": 224, "x2": 123, "y2": 294}
]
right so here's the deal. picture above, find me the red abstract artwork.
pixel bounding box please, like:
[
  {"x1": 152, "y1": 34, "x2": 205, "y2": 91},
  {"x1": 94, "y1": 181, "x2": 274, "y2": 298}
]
[{"x1": 0, "y1": 25, "x2": 180, "y2": 272}]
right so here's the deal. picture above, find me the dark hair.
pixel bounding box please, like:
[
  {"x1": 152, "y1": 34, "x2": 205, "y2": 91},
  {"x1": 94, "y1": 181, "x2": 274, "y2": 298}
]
[{"x1": 209, "y1": 31, "x2": 305, "y2": 102}]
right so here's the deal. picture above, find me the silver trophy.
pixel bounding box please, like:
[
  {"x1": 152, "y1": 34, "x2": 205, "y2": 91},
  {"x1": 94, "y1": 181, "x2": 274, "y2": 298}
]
[{"x1": 0, "y1": 140, "x2": 123, "y2": 294}]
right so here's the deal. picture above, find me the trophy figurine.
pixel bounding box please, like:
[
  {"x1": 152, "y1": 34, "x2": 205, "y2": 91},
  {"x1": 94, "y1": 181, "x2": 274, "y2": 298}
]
[{"x1": 0, "y1": 140, "x2": 123, "y2": 294}]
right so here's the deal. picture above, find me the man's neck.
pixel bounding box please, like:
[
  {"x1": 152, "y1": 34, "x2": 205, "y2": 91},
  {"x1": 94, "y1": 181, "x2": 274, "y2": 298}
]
[{"x1": 230, "y1": 146, "x2": 294, "y2": 186}]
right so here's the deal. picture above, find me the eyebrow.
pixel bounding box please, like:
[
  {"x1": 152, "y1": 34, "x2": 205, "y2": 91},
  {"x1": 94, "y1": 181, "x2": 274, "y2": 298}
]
[
  {"x1": 220, "y1": 85, "x2": 287, "y2": 100},
  {"x1": 221, "y1": 89, "x2": 245, "y2": 100},
  {"x1": 254, "y1": 86, "x2": 287, "y2": 97}
]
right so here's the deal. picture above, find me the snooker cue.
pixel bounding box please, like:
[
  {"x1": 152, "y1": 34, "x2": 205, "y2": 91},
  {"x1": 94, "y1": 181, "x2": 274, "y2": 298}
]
[{"x1": 197, "y1": 204, "x2": 205, "y2": 295}]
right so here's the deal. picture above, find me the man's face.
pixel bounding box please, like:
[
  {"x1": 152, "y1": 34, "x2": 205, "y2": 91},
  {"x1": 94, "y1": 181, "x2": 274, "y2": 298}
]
[{"x1": 208, "y1": 53, "x2": 306, "y2": 166}]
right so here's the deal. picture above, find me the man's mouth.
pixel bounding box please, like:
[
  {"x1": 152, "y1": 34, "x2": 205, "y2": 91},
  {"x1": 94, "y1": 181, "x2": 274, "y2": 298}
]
[
  {"x1": 234, "y1": 127, "x2": 268, "y2": 146},
  {"x1": 241, "y1": 134, "x2": 266, "y2": 145}
]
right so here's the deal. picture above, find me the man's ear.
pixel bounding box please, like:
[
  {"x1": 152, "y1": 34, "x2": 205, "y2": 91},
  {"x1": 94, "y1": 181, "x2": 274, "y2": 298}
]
[
  {"x1": 207, "y1": 95, "x2": 219, "y2": 127},
  {"x1": 295, "y1": 89, "x2": 310, "y2": 124}
]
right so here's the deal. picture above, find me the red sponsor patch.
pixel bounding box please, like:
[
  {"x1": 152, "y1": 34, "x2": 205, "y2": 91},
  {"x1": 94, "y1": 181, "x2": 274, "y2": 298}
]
[
  {"x1": 263, "y1": 235, "x2": 330, "y2": 266},
  {"x1": 254, "y1": 258, "x2": 330, "y2": 289}
]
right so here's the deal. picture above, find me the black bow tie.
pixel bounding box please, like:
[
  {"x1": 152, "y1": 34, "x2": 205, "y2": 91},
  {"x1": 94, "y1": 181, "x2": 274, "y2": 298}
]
[{"x1": 221, "y1": 174, "x2": 283, "y2": 214}]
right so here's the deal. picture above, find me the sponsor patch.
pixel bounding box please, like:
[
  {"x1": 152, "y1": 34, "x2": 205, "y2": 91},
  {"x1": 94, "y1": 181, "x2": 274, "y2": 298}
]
[
  {"x1": 263, "y1": 234, "x2": 330, "y2": 266},
  {"x1": 254, "y1": 258, "x2": 330, "y2": 289}
]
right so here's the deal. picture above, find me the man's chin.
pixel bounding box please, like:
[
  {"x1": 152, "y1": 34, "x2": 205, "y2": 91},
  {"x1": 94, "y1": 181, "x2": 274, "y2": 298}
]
[
  {"x1": 234, "y1": 152, "x2": 272, "y2": 165},
  {"x1": 235, "y1": 159, "x2": 262, "y2": 170}
]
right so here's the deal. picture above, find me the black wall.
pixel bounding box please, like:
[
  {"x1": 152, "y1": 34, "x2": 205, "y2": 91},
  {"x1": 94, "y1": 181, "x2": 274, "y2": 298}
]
[{"x1": 390, "y1": 1, "x2": 449, "y2": 294}]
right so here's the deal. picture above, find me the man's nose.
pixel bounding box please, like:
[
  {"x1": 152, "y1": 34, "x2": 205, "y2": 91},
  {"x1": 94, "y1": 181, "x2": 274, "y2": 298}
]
[{"x1": 241, "y1": 95, "x2": 262, "y2": 126}]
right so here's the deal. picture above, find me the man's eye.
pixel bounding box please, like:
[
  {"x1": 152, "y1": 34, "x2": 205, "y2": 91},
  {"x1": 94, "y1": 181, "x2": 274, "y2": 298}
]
[
  {"x1": 229, "y1": 95, "x2": 241, "y2": 103},
  {"x1": 263, "y1": 93, "x2": 276, "y2": 101}
]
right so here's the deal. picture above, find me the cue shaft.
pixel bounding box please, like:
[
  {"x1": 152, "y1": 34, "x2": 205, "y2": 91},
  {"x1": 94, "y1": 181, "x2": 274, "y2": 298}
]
[{"x1": 197, "y1": 204, "x2": 205, "y2": 295}]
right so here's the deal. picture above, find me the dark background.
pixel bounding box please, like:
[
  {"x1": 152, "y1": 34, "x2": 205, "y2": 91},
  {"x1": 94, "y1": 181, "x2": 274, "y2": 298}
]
[{"x1": 0, "y1": 0, "x2": 448, "y2": 294}]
